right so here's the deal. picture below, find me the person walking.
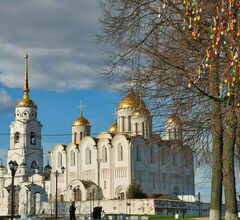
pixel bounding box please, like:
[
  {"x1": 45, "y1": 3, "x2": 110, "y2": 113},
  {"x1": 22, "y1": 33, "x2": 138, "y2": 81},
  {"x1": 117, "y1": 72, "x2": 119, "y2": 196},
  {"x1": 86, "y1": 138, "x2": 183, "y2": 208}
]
[
  {"x1": 101, "y1": 209, "x2": 106, "y2": 219},
  {"x1": 69, "y1": 201, "x2": 77, "y2": 220}
]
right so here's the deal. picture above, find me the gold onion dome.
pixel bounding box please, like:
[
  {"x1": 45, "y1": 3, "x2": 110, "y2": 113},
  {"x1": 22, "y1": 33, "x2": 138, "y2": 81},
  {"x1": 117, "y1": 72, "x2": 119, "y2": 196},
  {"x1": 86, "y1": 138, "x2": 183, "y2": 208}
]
[
  {"x1": 118, "y1": 91, "x2": 146, "y2": 109},
  {"x1": 17, "y1": 53, "x2": 36, "y2": 108},
  {"x1": 72, "y1": 112, "x2": 90, "y2": 127},
  {"x1": 108, "y1": 122, "x2": 117, "y2": 133},
  {"x1": 166, "y1": 114, "x2": 181, "y2": 124},
  {"x1": 17, "y1": 97, "x2": 36, "y2": 107},
  {"x1": 133, "y1": 106, "x2": 151, "y2": 118}
]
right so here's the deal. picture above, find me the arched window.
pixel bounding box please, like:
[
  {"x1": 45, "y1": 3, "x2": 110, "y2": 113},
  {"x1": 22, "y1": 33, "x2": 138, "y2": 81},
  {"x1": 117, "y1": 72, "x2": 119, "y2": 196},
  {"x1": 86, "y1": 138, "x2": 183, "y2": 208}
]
[
  {"x1": 121, "y1": 116, "x2": 125, "y2": 131},
  {"x1": 30, "y1": 132, "x2": 36, "y2": 145},
  {"x1": 60, "y1": 194, "x2": 64, "y2": 202},
  {"x1": 86, "y1": 147, "x2": 91, "y2": 164},
  {"x1": 102, "y1": 146, "x2": 107, "y2": 163},
  {"x1": 70, "y1": 150, "x2": 76, "y2": 166},
  {"x1": 136, "y1": 145, "x2": 141, "y2": 161},
  {"x1": 74, "y1": 132, "x2": 77, "y2": 143},
  {"x1": 14, "y1": 132, "x2": 20, "y2": 143},
  {"x1": 135, "y1": 123, "x2": 138, "y2": 135},
  {"x1": 142, "y1": 122, "x2": 145, "y2": 136},
  {"x1": 31, "y1": 160, "x2": 37, "y2": 169},
  {"x1": 128, "y1": 116, "x2": 131, "y2": 131},
  {"x1": 58, "y1": 152, "x2": 62, "y2": 168},
  {"x1": 117, "y1": 144, "x2": 123, "y2": 161},
  {"x1": 80, "y1": 132, "x2": 83, "y2": 139},
  {"x1": 149, "y1": 148, "x2": 153, "y2": 163}
]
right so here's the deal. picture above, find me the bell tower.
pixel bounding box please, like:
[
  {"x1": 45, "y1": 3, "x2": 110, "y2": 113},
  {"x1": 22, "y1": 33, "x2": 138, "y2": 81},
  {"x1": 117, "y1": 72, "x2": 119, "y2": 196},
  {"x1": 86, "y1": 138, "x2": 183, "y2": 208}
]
[{"x1": 8, "y1": 53, "x2": 43, "y2": 176}]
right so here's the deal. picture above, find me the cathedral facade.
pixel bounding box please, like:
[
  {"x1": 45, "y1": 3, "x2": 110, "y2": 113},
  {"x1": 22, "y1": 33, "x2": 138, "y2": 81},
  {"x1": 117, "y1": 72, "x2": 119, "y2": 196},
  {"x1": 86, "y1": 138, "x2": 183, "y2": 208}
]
[{"x1": 0, "y1": 55, "x2": 195, "y2": 216}]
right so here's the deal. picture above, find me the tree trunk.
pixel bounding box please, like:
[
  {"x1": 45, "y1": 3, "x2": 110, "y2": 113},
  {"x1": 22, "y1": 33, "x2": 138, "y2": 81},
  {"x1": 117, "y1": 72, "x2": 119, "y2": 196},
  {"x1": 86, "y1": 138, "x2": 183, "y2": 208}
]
[
  {"x1": 209, "y1": 100, "x2": 223, "y2": 220},
  {"x1": 223, "y1": 105, "x2": 238, "y2": 220},
  {"x1": 209, "y1": 63, "x2": 223, "y2": 220}
]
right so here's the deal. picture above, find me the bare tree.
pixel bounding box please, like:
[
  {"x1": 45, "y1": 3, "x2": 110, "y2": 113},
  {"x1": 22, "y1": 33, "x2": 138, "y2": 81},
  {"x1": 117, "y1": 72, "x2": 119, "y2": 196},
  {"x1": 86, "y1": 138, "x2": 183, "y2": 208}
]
[{"x1": 97, "y1": 0, "x2": 240, "y2": 219}]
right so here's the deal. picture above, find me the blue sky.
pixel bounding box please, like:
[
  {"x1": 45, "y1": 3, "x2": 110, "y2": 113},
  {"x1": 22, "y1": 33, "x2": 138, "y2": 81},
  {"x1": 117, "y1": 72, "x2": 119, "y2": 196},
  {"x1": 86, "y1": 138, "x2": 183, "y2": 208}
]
[{"x1": 0, "y1": 0, "x2": 238, "y2": 203}]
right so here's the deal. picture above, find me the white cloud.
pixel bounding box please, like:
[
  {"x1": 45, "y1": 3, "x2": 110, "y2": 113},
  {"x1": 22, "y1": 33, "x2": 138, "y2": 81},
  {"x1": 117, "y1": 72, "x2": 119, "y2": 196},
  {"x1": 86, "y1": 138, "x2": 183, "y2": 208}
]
[
  {"x1": 0, "y1": 89, "x2": 15, "y2": 113},
  {"x1": 0, "y1": 1, "x2": 106, "y2": 91}
]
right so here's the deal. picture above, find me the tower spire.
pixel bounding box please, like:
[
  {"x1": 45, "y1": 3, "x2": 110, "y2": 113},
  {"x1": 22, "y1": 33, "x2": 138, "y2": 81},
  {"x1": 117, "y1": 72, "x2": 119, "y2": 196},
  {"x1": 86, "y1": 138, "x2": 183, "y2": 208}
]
[{"x1": 23, "y1": 52, "x2": 30, "y2": 99}]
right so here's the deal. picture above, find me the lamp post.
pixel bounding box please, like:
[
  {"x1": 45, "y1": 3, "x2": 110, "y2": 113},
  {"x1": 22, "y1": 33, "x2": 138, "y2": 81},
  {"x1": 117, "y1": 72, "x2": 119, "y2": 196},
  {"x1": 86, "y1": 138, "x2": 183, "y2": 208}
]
[
  {"x1": 49, "y1": 166, "x2": 65, "y2": 220},
  {"x1": 197, "y1": 192, "x2": 201, "y2": 217},
  {"x1": 93, "y1": 144, "x2": 102, "y2": 206},
  {"x1": 92, "y1": 188, "x2": 95, "y2": 209},
  {"x1": 8, "y1": 160, "x2": 18, "y2": 220},
  {"x1": 89, "y1": 192, "x2": 92, "y2": 216}
]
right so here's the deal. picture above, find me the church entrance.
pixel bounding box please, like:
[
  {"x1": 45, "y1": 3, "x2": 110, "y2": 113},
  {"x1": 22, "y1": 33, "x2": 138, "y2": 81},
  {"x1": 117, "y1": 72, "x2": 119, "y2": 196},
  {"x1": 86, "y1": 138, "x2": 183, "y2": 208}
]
[
  {"x1": 74, "y1": 187, "x2": 82, "y2": 201},
  {"x1": 32, "y1": 192, "x2": 41, "y2": 215}
]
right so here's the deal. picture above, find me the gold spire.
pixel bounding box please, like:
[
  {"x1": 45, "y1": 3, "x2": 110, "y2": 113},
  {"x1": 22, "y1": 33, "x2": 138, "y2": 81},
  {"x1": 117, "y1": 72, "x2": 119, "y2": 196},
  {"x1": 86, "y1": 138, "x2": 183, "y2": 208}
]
[
  {"x1": 23, "y1": 52, "x2": 30, "y2": 99},
  {"x1": 16, "y1": 52, "x2": 36, "y2": 107}
]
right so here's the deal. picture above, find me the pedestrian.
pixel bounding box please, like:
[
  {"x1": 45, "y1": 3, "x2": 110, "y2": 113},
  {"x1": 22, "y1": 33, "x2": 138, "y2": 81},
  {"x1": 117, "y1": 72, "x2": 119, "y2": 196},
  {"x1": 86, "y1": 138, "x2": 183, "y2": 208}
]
[
  {"x1": 69, "y1": 201, "x2": 77, "y2": 220},
  {"x1": 101, "y1": 209, "x2": 106, "y2": 219},
  {"x1": 93, "y1": 206, "x2": 102, "y2": 219}
]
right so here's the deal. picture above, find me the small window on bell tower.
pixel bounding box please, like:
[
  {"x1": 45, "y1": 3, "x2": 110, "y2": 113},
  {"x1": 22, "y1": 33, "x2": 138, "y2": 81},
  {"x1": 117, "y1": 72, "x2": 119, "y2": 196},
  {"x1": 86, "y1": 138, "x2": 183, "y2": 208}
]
[
  {"x1": 31, "y1": 132, "x2": 36, "y2": 145},
  {"x1": 14, "y1": 132, "x2": 20, "y2": 143}
]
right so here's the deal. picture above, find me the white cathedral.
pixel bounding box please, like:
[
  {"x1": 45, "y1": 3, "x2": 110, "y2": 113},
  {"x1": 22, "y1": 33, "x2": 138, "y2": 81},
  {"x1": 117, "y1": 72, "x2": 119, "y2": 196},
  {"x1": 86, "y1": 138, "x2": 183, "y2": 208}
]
[{"x1": 0, "y1": 54, "x2": 195, "y2": 216}]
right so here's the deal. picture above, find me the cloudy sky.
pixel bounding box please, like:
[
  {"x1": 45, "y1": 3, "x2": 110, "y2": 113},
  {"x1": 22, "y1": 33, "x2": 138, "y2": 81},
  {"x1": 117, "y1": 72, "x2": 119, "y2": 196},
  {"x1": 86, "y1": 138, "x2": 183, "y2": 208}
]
[
  {"x1": 0, "y1": 0, "x2": 120, "y2": 168},
  {"x1": 0, "y1": 0, "x2": 238, "y2": 203}
]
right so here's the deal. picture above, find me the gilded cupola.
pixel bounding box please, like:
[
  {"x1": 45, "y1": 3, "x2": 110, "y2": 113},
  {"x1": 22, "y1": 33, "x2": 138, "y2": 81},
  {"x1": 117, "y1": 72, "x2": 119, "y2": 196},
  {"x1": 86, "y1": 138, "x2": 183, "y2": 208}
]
[
  {"x1": 166, "y1": 114, "x2": 181, "y2": 125},
  {"x1": 72, "y1": 103, "x2": 91, "y2": 144},
  {"x1": 108, "y1": 122, "x2": 117, "y2": 133},
  {"x1": 132, "y1": 106, "x2": 151, "y2": 118},
  {"x1": 16, "y1": 53, "x2": 36, "y2": 108},
  {"x1": 72, "y1": 112, "x2": 91, "y2": 127},
  {"x1": 118, "y1": 90, "x2": 146, "y2": 109},
  {"x1": 165, "y1": 113, "x2": 182, "y2": 141}
]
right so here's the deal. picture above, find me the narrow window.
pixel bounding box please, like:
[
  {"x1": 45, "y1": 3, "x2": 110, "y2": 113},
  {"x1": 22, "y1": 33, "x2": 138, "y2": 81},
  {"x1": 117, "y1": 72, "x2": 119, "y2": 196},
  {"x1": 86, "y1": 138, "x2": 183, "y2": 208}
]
[
  {"x1": 31, "y1": 160, "x2": 37, "y2": 169},
  {"x1": 128, "y1": 116, "x2": 131, "y2": 131},
  {"x1": 142, "y1": 122, "x2": 145, "y2": 136},
  {"x1": 135, "y1": 123, "x2": 138, "y2": 135},
  {"x1": 117, "y1": 144, "x2": 123, "y2": 161},
  {"x1": 150, "y1": 148, "x2": 153, "y2": 163},
  {"x1": 14, "y1": 132, "x2": 20, "y2": 143},
  {"x1": 136, "y1": 146, "x2": 140, "y2": 161},
  {"x1": 102, "y1": 146, "x2": 107, "y2": 163},
  {"x1": 58, "y1": 152, "x2": 62, "y2": 168},
  {"x1": 86, "y1": 148, "x2": 91, "y2": 164},
  {"x1": 74, "y1": 132, "x2": 77, "y2": 143},
  {"x1": 31, "y1": 132, "x2": 36, "y2": 145},
  {"x1": 121, "y1": 116, "x2": 125, "y2": 131},
  {"x1": 80, "y1": 132, "x2": 83, "y2": 139},
  {"x1": 104, "y1": 181, "x2": 106, "y2": 189},
  {"x1": 71, "y1": 150, "x2": 76, "y2": 166}
]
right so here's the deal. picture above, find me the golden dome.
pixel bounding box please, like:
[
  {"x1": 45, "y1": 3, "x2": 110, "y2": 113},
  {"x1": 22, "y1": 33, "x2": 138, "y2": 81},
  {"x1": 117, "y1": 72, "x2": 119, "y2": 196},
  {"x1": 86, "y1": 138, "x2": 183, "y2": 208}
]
[
  {"x1": 166, "y1": 114, "x2": 181, "y2": 124},
  {"x1": 108, "y1": 122, "x2": 117, "y2": 133},
  {"x1": 72, "y1": 113, "x2": 90, "y2": 127},
  {"x1": 132, "y1": 107, "x2": 151, "y2": 118},
  {"x1": 118, "y1": 91, "x2": 146, "y2": 109},
  {"x1": 17, "y1": 97, "x2": 36, "y2": 107}
]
